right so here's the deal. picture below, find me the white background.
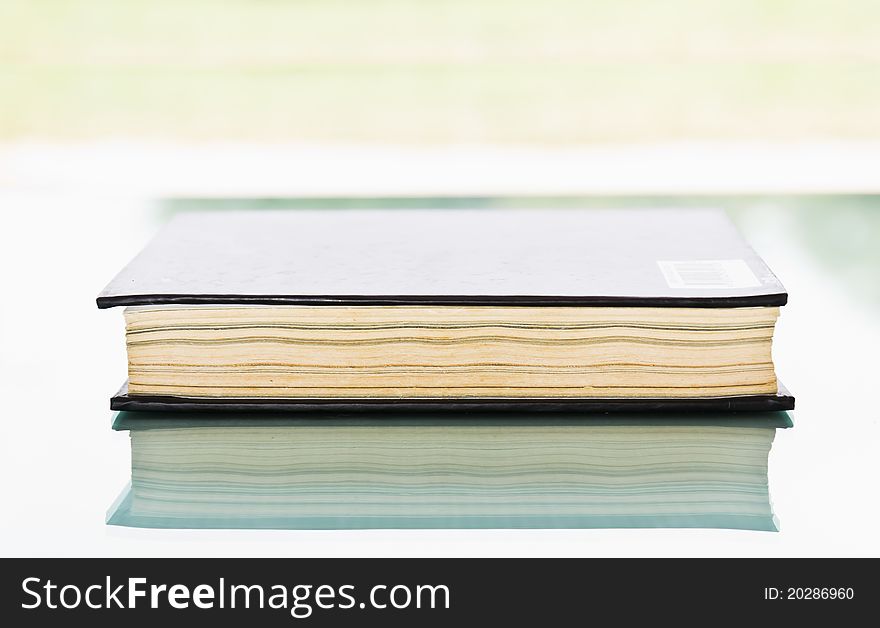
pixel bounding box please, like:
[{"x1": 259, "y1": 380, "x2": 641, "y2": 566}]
[{"x1": 1, "y1": 143, "x2": 878, "y2": 557}]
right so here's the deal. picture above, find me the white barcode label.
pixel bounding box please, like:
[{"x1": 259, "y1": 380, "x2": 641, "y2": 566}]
[{"x1": 657, "y1": 260, "x2": 761, "y2": 289}]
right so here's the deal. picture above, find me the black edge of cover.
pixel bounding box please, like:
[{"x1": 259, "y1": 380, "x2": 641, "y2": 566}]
[
  {"x1": 110, "y1": 381, "x2": 795, "y2": 414},
  {"x1": 97, "y1": 292, "x2": 787, "y2": 309}
]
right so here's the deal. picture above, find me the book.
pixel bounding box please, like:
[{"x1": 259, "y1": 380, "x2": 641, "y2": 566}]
[
  {"x1": 107, "y1": 410, "x2": 792, "y2": 530},
  {"x1": 98, "y1": 209, "x2": 793, "y2": 410}
]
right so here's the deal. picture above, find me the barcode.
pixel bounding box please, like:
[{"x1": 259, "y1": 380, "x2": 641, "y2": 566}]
[{"x1": 657, "y1": 260, "x2": 761, "y2": 289}]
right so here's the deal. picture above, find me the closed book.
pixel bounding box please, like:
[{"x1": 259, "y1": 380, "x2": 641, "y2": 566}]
[{"x1": 98, "y1": 209, "x2": 793, "y2": 411}]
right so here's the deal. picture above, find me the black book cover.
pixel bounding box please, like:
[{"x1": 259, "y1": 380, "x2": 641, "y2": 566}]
[
  {"x1": 109, "y1": 381, "x2": 795, "y2": 413},
  {"x1": 97, "y1": 208, "x2": 787, "y2": 308}
]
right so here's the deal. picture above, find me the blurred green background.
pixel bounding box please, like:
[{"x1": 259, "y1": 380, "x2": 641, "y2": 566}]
[{"x1": 3, "y1": 0, "x2": 879, "y2": 143}]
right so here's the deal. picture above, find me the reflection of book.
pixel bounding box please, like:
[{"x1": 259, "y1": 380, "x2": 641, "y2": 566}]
[
  {"x1": 108, "y1": 411, "x2": 792, "y2": 531},
  {"x1": 98, "y1": 209, "x2": 792, "y2": 409}
]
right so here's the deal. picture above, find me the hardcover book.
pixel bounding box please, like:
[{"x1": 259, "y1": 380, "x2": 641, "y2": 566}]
[{"x1": 98, "y1": 209, "x2": 793, "y2": 411}]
